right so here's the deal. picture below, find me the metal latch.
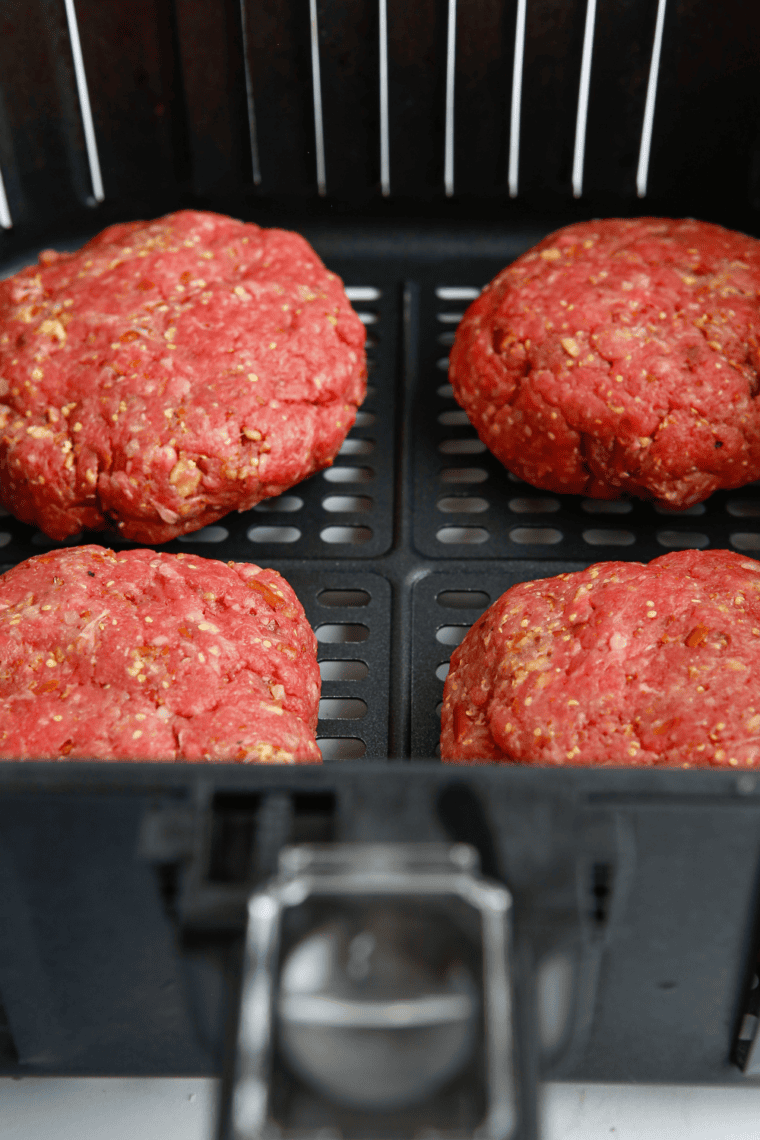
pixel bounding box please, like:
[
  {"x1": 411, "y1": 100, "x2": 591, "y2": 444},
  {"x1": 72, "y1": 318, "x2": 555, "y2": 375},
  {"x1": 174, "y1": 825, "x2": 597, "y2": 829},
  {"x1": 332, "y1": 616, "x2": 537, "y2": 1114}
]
[{"x1": 224, "y1": 842, "x2": 517, "y2": 1140}]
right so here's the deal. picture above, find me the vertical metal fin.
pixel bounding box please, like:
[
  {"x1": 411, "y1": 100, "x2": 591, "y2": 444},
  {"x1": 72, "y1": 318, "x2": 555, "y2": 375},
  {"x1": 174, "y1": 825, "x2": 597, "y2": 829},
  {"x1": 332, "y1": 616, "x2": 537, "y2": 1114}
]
[
  {"x1": 308, "y1": 0, "x2": 327, "y2": 196},
  {"x1": 572, "y1": 0, "x2": 598, "y2": 199},
  {"x1": 379, "y1": 0, "x2": 390, "y2": 196},
  {"x1": 444, "y1": 0, "x2": 457, "y2": 197},
  {"x1": 508, "y1": 0, "x2": 527, "y2": 198},
  {"x1": 0, "y1": 169, "x2": 11, "y2": 230},
  {"x1": 239, "y1": 0, "x2": 262, "y2": 186},
  {"x1": 62, "y1": 0, "x2": 104, "y2": 203},
  {"x1": 636, "y1": 0, "x2": 668, "y2": 198}
]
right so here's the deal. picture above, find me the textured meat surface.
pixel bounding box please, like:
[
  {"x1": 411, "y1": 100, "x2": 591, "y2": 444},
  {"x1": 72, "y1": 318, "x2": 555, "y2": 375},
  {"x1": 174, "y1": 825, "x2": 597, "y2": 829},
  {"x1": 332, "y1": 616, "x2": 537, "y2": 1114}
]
[
  {"x1": 0, "y1": 210, "x2": 366, "y2": 542},
  {"x1": 0, "y1": 546, "x2": 321, "y2": 762},
  {"x1": 449, "y1": 218, "x2": 760, "y2": 509},
  {"x1": 441, "y1": 550, "x2": 760, "y2": 768}
]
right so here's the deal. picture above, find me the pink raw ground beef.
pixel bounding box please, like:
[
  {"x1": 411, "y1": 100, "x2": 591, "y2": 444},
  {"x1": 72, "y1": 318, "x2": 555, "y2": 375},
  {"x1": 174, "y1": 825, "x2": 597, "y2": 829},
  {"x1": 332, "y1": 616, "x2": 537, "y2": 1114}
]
[
  {"x1": 441, "y1": 549, "x2": 760, "y2": 768},
  {"x1": 0, "y1": 210, "x2": 366, "y2": 542},
  {"x1": 0, "y1": 545, "x2": 321, "y2": 762},
  {"x1": 449, "y1": 218, "x2": 760, "y2": 510}
]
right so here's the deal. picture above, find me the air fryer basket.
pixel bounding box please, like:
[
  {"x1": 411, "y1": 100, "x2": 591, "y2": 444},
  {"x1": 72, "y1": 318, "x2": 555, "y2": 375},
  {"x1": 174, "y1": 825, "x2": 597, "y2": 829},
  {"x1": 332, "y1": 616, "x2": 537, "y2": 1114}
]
[{"x1": 2, "y1": 0, "x2": 760, "y2": 1130}]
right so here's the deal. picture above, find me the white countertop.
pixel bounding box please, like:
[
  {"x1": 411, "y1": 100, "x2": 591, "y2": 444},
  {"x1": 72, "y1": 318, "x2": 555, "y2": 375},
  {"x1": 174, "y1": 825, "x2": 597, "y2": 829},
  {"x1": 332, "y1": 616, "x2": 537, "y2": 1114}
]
[{"x1": 3, "y1": 1079, "x2": 760, "y2": 1139}]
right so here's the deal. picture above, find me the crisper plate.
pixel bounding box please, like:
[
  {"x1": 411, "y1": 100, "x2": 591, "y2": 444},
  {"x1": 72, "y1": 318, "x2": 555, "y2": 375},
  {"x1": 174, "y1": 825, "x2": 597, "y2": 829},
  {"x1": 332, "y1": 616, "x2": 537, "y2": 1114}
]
[{"x1": 1, "y1": 238, "x2": 760, "y2": 760}]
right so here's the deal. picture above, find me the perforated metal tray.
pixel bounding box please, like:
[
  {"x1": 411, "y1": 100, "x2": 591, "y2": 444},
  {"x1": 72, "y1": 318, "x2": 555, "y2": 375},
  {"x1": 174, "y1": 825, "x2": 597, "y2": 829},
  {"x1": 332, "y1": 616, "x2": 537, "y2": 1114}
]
[{"x1": 2, "y1": 235, "x2": 760, "y2": 760}]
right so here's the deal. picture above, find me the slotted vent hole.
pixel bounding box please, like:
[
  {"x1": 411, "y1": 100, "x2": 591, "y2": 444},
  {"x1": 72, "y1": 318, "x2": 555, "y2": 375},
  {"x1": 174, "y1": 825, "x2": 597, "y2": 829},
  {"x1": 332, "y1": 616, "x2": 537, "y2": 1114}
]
[
  {"x1": 438, "y1": 438, "x2": 487, "y2": 455},
  {"x1": 177, "y1": 525, "x2": 229, "y2": 543},
  {"x1": 437, "y1": 496, "x2": 489, "y2": 514},
  {"x1": 727, "y1": 500, "x2": 760, "y2": 518},
  {"x1": 437, "y1": 590, "x2": 490, "y2": 610},
  {"x1": 320, "y1": 525, "x2": 373, "y2": 545},
  {"x1": 339, "y1": 438, "x2": 375, "y2": 456},
  {"x1": 318, "y1": 589, "x2": 370, "y2": 607},
  {"x1": 437, "y1": 312, "x2": 465, "y2": 324},
  {"x1": 354, "y1": 411, "x2": 376, "y2": 427},
  {"x1": 436, "y1": 625, "x2": 471, "y2": 647},
  {"x1": 208, "y1": 793, "x2": 261, "y2": 884},
  {"x1": 316, "y1": 623, "x2": 369, "y2": 644},
  {"x1": 509, "y1": 497, "x2": 560, "y2": 514},
  {"x1": 435, "y1": 287, "x2": 480, "y2": 300},
  {"x1": 581, "y1": 499, "x2": 633, "y2": 514},
  {"x1": 654, "y1": 502, "x2": 706, "y2": 516},
  {"x1": 436, "y1": 662, "x2": 450, "y2": 681},
  {"x1": 364, "y1": 332, "x2": 379, "y2": 349},
  {"x1": 507, "y1": 471, "x2": 525, "y2": 483},
  {"x1": 291, "y1": 792, "x2": 337, "y2": 845},
  {"x1": 438, "y1": 410, "x2": 471, "y2": 426},
  {"x1": 510, "y1": 527, "x2": 563, "y2": 545},
  {"x1": 247, "y1": 525, "x2": 301, "y2": 544},
  {"x1": 319, "y1": 698, "x2": 367, "y2": 721},
  {"x1": 0, "y1": 533, "x2": 12, "y2": 548},
  {"x1": 656, "y1": 531, "x2": 709, "y2": 549},
  {"x1": 583, "y1": 529, "x2": 636, "y2": 547},
  {"x1": 437, "y1": 357, "x2": 451, "y2": 371},
  {"x1": 437, "y1": 332, "x2": 456, "y2": 348},
  {"x1": 437, "y1": 383, "x2": 455, "y2": 398},
  {"x1": 318, "y1": 737, "x2": 367, "y2": 760},
  {"x1": 322, "y1": 495, "x2": 373, "y2": 513},
  {"x1": 320, "y1": 660, "x2": 369, "y2": 681},
  {"x1": 345, "y1": 287, "x2": 381, "y2": 302},
  {"x1": 439, "y1": 467, "x2": 488, "y2": 484},
  {"x1": 357, "y1": 311, "x2": 379, "y2": 325},
  {"x1": 253, "y1": 495, "x2": 304, "y2": 513},
  {"x1": 731, "y1": 533, "x2": 760, "y2": 551},
  {"x1": 591, "y1": 863, "x2": 613, "y2": 926},
  {"x1": 437, "y1": 526, "x2": 489, "y2": 545},
  {"x1": 323, "y1": 466, "x2": 374, "y2": 484}
]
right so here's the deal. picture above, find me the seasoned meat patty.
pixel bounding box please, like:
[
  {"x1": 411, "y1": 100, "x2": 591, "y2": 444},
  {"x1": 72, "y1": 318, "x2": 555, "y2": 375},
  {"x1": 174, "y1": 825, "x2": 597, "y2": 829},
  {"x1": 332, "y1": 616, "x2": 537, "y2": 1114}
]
[
  {"x1": 0, "y1": 210, "x2": 366, "y2": 542},
  {"x1": 0, "y1": 545, "x2": 321, "y2": 762},
  {"x1": 441, "y1": 549, "x2": 760, "y2": 768},
  {"x1": 449, "y1": 218, "x2": 760, "y2": 509}
]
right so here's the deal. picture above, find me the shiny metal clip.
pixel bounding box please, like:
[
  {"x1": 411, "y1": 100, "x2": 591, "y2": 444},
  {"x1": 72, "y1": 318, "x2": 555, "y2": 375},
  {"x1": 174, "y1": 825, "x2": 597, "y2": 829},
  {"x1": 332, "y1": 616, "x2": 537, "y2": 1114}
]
[{"x1": 229, "y1": 842, "x2": 516, "y2": 1140}]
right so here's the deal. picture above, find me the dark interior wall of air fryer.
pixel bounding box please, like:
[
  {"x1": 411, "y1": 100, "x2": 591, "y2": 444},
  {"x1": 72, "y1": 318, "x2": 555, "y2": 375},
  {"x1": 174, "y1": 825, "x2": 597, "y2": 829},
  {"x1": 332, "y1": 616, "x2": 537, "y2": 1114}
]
[{"x1": 0, "y1": 0, "x2": 759, "y2": 248}]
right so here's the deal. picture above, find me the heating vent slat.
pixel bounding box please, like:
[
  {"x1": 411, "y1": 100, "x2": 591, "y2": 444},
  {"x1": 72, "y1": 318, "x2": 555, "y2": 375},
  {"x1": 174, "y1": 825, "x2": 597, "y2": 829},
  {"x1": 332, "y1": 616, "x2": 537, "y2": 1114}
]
[
  {"x1": 63, "y1": 0, "x2": 104, "y2": 202},
  {"x1": 0, "y1": 170, "x2": 11, "y2": 230},
  {"x1": 239, "y1": 0, "x2": 262, "y2": 184},
  {"x1": 571, "y1": 0, "x2": 598, "y2": 198},
  {"x1": 508, "y1": 0, "x2": 527, "y2": 197},
  {"x1": 636, "y1": 0, "x2": 668, "y2": 197}
]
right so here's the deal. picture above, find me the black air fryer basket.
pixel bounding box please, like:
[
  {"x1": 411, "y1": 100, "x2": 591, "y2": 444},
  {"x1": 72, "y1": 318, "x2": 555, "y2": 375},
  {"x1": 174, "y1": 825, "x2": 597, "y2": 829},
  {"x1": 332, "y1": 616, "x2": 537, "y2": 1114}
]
[{"x1": 2, "y1": 2, "x2": 760, "y2": 1137}]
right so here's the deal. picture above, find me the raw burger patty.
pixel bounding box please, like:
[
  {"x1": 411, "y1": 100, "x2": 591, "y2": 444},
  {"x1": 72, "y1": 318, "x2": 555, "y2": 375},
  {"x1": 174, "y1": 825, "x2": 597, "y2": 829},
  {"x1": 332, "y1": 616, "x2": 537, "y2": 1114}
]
[
  {"x1": 0, "y1": 545, "x2": 321, "y2": 762},
  {"x1": 441, "y1": 549, "x2": 760, "y2": 768},
  {"x1": 0, "y1": 210, "x2": 366, "y2": 542},
  {"x1": 449, "y1": 218, "x2": 760, "y2": 509}
]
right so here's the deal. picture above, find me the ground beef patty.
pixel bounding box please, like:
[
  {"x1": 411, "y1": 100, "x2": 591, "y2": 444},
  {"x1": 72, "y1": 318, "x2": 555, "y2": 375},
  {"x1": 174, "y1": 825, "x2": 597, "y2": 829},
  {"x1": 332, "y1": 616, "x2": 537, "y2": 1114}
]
[
  {"x1": 0, "y1": 545, "x2": 321, "y2": 762},
  {"x1": 449, "y1": 218, "x2": 760, "y2": 509},
  {"x1": 0, "y1": 210, "x2": 366, "y2": 542},
  {"x1": 441, "y1": 549, "x2": 760, "y2": 768}
]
